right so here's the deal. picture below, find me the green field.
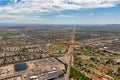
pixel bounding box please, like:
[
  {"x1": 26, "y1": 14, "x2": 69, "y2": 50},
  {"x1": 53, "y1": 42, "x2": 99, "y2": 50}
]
[
  {"x1": 50, "y1": 43, "x2": 69, "y2": 52},
  {"x1": 70, "y1": 67, "x2": 91, "y2": 80},
  {"x1": 0, "y1": 33, "x2": 20, "y2": 37}
]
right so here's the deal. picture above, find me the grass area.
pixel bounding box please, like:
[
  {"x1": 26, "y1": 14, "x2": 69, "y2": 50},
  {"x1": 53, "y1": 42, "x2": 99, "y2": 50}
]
[
  {"x1": 70, "y1": 67, "x2": 91, "y2": 80},
  {"x1": 0, "y1": 33, "x2": 20, "y2": 37},
  {"x1": 107, "y1": 72, "x2": 120, "y2": 80},
  {"x1": 50, "y1": 43, "x2": 68, "y2": 52},
  {"x1": 81, "y1": 49, "x2": 89, "y2": 54}
]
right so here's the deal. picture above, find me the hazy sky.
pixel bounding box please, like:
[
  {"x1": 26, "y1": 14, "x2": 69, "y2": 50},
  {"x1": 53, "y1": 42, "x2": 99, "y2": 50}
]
[{"x1": 0, "y1": 0, "x2": 120, "y2": 24}]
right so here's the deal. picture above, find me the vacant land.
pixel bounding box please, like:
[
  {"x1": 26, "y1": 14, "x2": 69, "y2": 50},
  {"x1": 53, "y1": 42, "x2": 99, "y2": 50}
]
[
  {"x1": 70, "y1": 67, "x2": 91, "y2": 80},
  {"x1": 0, "y1": 33, "x2": 20, "y2": 37},
  {"x1": 50, "y1": 43, "x2": 69, "y2": 52}
]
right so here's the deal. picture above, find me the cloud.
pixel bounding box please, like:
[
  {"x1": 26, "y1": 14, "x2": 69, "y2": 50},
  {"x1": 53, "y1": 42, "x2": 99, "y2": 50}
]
[
  {"x1": 0, "y1": 14, "x2": 24, "y2": 19},
  {"x1": 57, "y1": 15, "x2": 74, "y2": 18},
  {"x1": 1, "y1": 0, "x2": 120, "y2": 14},
  {"x1": 0, "y1": 0, "x2": 120, "y2": 23},
  {"x1": 0, "y1": 13, "x2": 44, "y2": 23}
]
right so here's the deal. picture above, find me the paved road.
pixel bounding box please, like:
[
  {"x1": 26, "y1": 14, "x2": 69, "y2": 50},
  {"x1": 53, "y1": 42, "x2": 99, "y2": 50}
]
[
  {"x1": 79, "y1": 55, "x2": 120, "y2": 59},
  {"x1": 16, "y1": 29, "x2": 39, "y2": 41},
  {"x1": 65, "y1": 28, "x2": 76, "y2": 80}
]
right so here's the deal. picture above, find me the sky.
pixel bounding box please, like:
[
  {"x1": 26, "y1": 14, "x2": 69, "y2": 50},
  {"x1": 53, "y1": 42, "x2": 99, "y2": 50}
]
[{"x1": 0, "y1": 0, "x2": 120, "y2": 24}]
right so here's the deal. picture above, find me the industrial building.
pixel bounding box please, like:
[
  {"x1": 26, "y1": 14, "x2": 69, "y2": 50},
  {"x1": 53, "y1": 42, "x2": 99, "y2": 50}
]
[{"x1": 0, "y1": 58, "x2": 66, "y2": 80}]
